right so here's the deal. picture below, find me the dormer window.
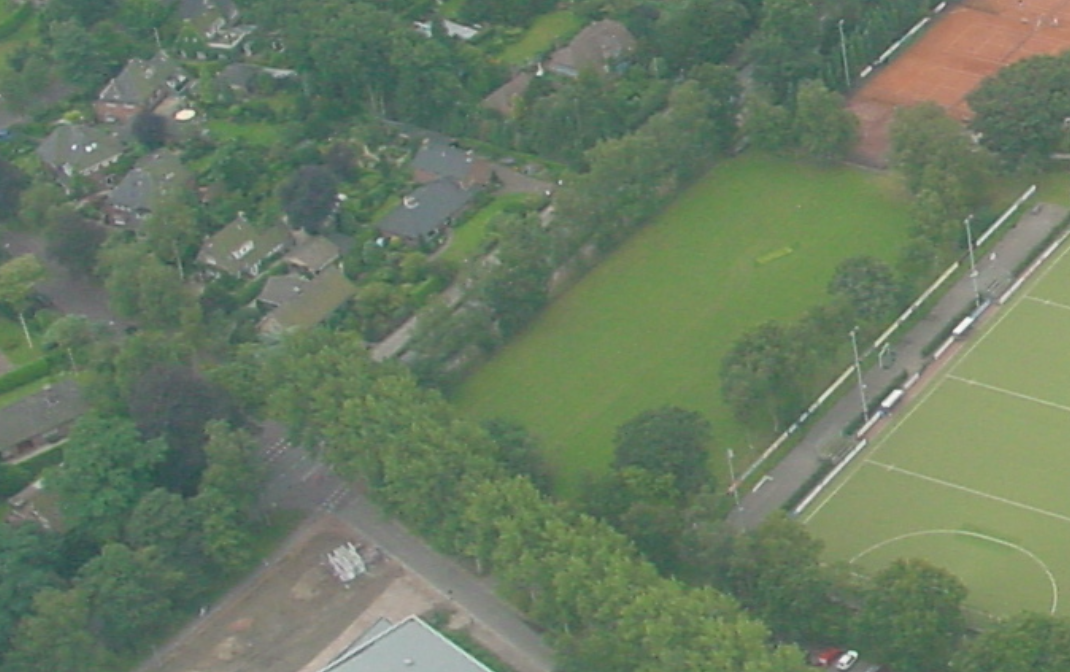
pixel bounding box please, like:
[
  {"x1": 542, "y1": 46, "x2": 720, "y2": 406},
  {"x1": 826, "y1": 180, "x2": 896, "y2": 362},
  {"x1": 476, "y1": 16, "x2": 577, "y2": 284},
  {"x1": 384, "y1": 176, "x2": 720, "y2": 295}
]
[{"x1": 231, "y1": 240, "x2": 254, "y2": 260}]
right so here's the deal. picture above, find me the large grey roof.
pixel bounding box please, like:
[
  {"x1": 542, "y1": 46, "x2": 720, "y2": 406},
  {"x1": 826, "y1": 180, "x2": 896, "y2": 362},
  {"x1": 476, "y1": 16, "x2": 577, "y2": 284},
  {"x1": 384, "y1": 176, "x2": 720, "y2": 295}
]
[
  {"x1": 0, "y1": 379, "x2": 87, "y2": 450},
  {"x1": 411, "y1": 139, "x2": 479, "y2": 183},
  {"x1": 36, "y1": 124, "x2": 124, "y2": 173},
  {"x1": 284, "y1": 236, "x2": 340, "y2": 274},
  {"x1": 98, "y1": 52, "x2": 187, "y2": 106},
  {"x1": 376, "y1": 179, "x2": 474, "y2": 240},
  {"x1": 108, "y1": 150, "x2": 190, "y2": 215},
  {"x1": 318, "y1": 616, "x2": 494, "y2": 672},
  {"x1": 258, "y1": 265, "x2": 355, "y2": 333}
]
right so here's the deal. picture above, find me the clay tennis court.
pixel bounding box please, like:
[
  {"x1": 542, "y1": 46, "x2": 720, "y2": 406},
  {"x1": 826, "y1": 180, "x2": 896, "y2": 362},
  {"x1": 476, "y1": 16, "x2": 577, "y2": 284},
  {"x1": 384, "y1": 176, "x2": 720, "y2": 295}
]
[{"x1": 852, "y1": 0, "x2": 1070, "y2": 165}]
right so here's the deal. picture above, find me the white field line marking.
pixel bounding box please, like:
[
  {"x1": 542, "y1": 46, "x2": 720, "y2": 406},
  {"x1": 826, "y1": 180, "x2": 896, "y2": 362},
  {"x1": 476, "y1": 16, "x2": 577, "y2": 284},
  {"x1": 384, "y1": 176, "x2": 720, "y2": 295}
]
[
  {"x1": 806, "y1": 243, "x2": 1070, "y2": 525},
  {"x1": 851, "y1": 528, "x2": 1058, "y2": 615},
  {"x1": 1024, "y1": 295, "x2": 1070, "y2": 313},
  {"x1": 948, "y1": 375, "x2": 1070, "y2": 415},
  {"x1": 866, "y1": 460, "x2": 1070, "y2": 526}
]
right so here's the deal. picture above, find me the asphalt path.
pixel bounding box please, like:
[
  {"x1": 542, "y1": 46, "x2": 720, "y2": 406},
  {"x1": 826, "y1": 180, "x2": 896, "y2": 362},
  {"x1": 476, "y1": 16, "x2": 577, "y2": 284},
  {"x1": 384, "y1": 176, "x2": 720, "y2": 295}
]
[{"x1": 728, "y1": 203, "x2": 1068, "y2": 529}]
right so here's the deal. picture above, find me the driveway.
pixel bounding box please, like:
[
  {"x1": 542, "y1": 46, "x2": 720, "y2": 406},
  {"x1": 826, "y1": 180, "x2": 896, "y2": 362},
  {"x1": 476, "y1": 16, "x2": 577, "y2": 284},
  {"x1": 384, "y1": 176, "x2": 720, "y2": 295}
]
[{"x1": 728, "y1": 203, "x2": 1069, "y2": 529}]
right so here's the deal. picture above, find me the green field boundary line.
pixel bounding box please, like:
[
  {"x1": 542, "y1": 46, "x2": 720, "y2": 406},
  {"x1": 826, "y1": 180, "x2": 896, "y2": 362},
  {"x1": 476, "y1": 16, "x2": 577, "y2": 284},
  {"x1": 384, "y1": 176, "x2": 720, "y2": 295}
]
[
  {"x1": 850, "y1": 528, "x2": 1059, "y2": 614},
  {"x1": 948, "y1": 374, "x2": 1070, "y2": 415}
]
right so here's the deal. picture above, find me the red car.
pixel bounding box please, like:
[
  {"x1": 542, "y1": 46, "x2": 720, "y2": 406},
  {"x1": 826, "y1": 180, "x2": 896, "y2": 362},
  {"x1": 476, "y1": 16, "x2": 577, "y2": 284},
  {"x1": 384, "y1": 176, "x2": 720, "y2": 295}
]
[{"x1": 811, "y1": 648, "x2": 844, "y2": 667}]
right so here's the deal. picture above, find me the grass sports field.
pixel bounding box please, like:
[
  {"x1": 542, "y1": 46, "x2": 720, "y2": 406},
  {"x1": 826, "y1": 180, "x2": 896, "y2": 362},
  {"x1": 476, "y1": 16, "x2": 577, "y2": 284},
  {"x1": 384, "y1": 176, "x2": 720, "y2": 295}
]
[
  {"x1": 806, "y1": 240, "x2": 1070, "y2": 617},
  {"x1": 455, "y1": 155, "x2": 914, "y2": 494}
]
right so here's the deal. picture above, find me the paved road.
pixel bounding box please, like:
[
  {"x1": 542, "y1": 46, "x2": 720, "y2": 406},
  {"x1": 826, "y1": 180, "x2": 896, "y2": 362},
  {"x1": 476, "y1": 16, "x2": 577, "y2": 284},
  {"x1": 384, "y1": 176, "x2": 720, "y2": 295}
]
[
  {"x1": 253, "y1": 422, "x2": 555, "y2": 672},
  {"x1": 729, "y1": 203, "x2": 1068, "y2": 529}
]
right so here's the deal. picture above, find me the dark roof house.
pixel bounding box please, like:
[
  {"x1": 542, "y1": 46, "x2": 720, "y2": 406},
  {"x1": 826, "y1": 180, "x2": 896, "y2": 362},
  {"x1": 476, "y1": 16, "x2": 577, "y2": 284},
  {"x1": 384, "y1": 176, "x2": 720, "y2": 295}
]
[
  {"x1": 36, "y1": 124, "x2": 124, "y2": 182},
  {"x1": 95, "y1": 52, "x2": 190, "y2": 123},
  {"x1": 315, "y1": 615, "x2": 494, "y2": 672},
  {"x1": 258, "y1": 265, "x2": 356, "y2": 335},
  {"x1": 171, "y1": 0, "x2": 253, "y2": 57},
  {"x1": 376, "y1": 179, "x2": 475, "y2": 243},
  {"x1": 197, "y1": 216, "x2": 293, "y2": 277},
  {"x1": 547, "y1": 19, "x2": 636, "y2": 78},
  {"x1": 256, "y1": 274, "x2": 309, "y2": 308},
  {"x1": 283, "y1": 236, "x2": 341, "y2": 276},
  {"x1": 106, "y1": 150, "x2": 191, "y2": 227},
  {"x1": 0, "y1": 380, "x2": 88, "y2": 462},
  {"x1": 411, "y1": 138, "x2": 492, "y2": 189}
]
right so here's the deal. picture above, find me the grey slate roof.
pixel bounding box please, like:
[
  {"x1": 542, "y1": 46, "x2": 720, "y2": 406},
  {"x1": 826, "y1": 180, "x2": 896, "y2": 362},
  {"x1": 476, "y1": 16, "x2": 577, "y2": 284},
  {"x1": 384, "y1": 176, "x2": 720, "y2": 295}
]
[
  {"x1": 411, "y1": 139, "x2": 482, "y2": 184},
  {"x1": 258, "y1": 265, "x2": 356, "y2": 334},
  {"x1": 36, "y1": 124, "x2": 124, "y2": 176},
  {"x1": 0, "y1": 380, "x2": 87, "y2": 452},
  {"x1": 197, "y1": 217, "x2": 292, "y2": 277},
  {"x1": 256, "y1": 274, "x2": 309, "y2": 308},
  {"x1": 481, "y1": 72, "x2": 532, "y2": 116},
  {"x1": 376, "y1": 179, "x2": 475, "y2": 240},
  {"x1": 98, "y1": 52, "x2": 188, "y2": 107},
  {"x1": 547, "y1": 19, "x2": 636, "y2": 77},
  {"x1": 317, "y1": 616, "x2": 494, "y2": 672},
  {"x1": 284, "y1": 236, "x2": 340, "y2": 275},
  {"x1": 108, "y1": 150, "x2": 190, "y2": 219}
]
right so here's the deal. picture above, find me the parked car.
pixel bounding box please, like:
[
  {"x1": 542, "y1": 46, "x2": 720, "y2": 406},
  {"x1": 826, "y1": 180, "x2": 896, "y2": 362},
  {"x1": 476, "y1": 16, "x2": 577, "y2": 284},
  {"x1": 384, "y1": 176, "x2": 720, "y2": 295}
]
[
  {"x1": 835, "y1": 651, "x2": 860, "y2": 671},
  {"x1": 811, "y1": 648, "x2": 844, "y2": 667}
]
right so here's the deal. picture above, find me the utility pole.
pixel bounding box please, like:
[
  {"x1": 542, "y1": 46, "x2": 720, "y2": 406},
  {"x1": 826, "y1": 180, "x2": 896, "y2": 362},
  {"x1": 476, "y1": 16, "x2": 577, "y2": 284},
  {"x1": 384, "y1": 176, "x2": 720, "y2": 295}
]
[
  {"x1": 850, "y1": 326, "x2": 869, "y2": 423},
  {"x1": 727, "y1": 448, "x2": 742, "y2": 510},
  {"x1": 838, "y1": 19, "x2": 851, "y2": 89},
  {"x1": 964, "y1": 215, "x2": 982, "y2": 307}
]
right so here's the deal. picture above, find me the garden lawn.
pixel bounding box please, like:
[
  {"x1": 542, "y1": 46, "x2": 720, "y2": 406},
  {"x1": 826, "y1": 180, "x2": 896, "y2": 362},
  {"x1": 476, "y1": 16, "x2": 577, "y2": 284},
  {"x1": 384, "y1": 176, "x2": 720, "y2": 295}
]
[
  {"x1": 442, "y1": 193, "x2": 530, "y2": 264},
  {"x1": 206, "y1": 120, "x2": 283, "y2": 146},
  {"x1": 455, "y1": 154, "x2": 914, "y2": 495},
  {"x1": 498, "y1": 10, "x2": 583, "y2": 66}
]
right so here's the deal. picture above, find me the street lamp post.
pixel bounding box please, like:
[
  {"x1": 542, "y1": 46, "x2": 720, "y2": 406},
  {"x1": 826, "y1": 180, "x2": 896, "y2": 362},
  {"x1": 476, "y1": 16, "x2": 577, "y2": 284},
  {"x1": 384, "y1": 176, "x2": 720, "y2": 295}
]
[
  {"x1": 964, "y1": 215, "x2": 982, "y2": 307},
  {"x1": 838, "y1": 19, "x2": 851, "y2": 89},
  {"x1": 727, "y1": 448, "x2": 741, "y2": 510},
  {"x1": 850, "y1": 326, "x2": 869, "y2": 423}
]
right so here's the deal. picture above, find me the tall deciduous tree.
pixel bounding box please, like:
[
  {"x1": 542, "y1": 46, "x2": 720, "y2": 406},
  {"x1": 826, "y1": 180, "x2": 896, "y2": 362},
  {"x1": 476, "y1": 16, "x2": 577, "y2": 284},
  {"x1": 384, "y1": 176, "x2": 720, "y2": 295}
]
[
  {"x1": 0, "y1": 524, "x2": 63, "y2": 660},
  {"x1": 792, "y1": 79, "x2": 858, "y2": 162},
  {"x1": 0, "y1": 158, "x2": 28, "y2": 222},
  {"x1": 854, "y1": 558, "x2": 968, "y2": 672},
  {"x1": 953, "y1": 612, "x2": 1070, "y2": 672},
  {"x1": 613, "y1": 406, "x2": 712, "y2": 495},
  {"x1": 278, "y1": 165, "x2": 338, "y2": 232},
  {"x1": 721, "y1": 321, "x2": 810, "y2": 430},
  {"x1": 967, "y1": 52, "x2": 1070, "y2": 170},
  {"x1": 828, "y1": 255, "x2": 904, "y2": 325},
  {"x1": 0, "y1": 254, "x2": 45, "y2": 314},
  {"x1": 45, "y1": 414, "x2": 167, "y2": 543},
  {"x1": 76, "y1": 543, "x2": 184, "y2": 651},
  {"x1": 2, "y1": 588, "x2": 115, "y2": 672},
  {"x1": 481, "y1": 213, "x2": 554, "y2": 338},
  {"x1": 718, "y1": 512, "x2": 840, "y2": 642},
  {"x1": 653, "y1": 0, "x2": 750, "y2": 73},
  {"x1": 45, "y1": 207, "x2": 108, "y2": 278}
]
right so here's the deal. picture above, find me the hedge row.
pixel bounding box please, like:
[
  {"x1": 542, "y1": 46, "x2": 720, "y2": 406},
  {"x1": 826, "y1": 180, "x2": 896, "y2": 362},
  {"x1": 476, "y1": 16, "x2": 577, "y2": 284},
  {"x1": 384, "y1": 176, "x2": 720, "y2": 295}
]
[{"x1": 0, "y1": 359, "x2": 52, "y2": 397}]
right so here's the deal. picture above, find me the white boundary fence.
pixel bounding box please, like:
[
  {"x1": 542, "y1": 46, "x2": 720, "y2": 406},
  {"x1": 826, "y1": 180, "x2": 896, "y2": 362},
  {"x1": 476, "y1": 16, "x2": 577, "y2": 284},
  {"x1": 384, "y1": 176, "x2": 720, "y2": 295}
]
[{"x1": 730, "y1": 185, "x2": 1038, "y2": 494}]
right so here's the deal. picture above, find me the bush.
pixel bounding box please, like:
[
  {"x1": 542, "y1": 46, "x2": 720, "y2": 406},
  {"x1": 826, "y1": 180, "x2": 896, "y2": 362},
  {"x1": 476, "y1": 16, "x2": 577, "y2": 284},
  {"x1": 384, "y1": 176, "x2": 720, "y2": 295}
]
[{"x1": 0, "y1": 4, "x2": 32, "y2": 41}]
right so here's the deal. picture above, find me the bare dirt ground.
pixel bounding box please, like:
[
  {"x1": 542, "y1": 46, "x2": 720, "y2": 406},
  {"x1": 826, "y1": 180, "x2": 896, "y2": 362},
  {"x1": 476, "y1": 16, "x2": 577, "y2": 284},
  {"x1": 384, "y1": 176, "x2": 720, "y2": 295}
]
[{"x1": 146, "y1": 515, "x2": 449, "y2": 672}]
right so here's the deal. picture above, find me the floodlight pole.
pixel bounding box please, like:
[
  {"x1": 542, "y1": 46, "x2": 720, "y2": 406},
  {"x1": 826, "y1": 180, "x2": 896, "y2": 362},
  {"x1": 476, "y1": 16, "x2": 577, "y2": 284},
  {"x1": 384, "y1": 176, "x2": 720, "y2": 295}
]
[
  {"x1": 850, "y1": 326, "x2": 869, "y2": 423},
  {"x1": 727, "y1": 448, "x2": 742, "y2": 510},
  {"x1": 838, "y1": 19, "x2": 851, "y2": 88},
  {"x1": 964, "y1": 215, "x2": 982, "y2": 307}
]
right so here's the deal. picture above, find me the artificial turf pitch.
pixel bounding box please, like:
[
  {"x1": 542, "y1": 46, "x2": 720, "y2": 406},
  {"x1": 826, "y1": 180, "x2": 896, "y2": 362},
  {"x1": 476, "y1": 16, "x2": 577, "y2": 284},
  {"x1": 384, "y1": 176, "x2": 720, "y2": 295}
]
[
  {"x1": 454, "y1": 154, "x2": 913, "y2": 494},
  {"x1": 806, "y1": 242, "x2": 1070, "y2": 617}
]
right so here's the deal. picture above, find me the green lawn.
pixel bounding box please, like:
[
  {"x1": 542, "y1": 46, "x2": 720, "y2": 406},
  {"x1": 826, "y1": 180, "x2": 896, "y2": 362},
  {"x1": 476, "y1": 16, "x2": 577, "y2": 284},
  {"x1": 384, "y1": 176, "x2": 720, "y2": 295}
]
[
  {"x1": 455, "y1": 154, "x2": 914, "y2": 495},
  {"x1": 206, "y1": 120, "x2": 283, "y2": 146},
  {"x1": 806, "y1": 245, "x2": 1070, "y2": 616},
  {"x1": 498, "y1": 10, "x2": 583, "y2": 66},
  {"x1": 442, "y1": 193, "x2": 531, "y2": 264}
]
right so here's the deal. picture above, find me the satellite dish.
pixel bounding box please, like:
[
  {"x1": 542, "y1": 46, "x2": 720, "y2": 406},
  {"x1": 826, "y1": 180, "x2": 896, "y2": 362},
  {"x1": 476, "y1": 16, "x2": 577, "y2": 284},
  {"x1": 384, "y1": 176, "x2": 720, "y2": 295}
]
[{"x1": 174, "y1": 109, "x2": 197, "y2": 121}]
